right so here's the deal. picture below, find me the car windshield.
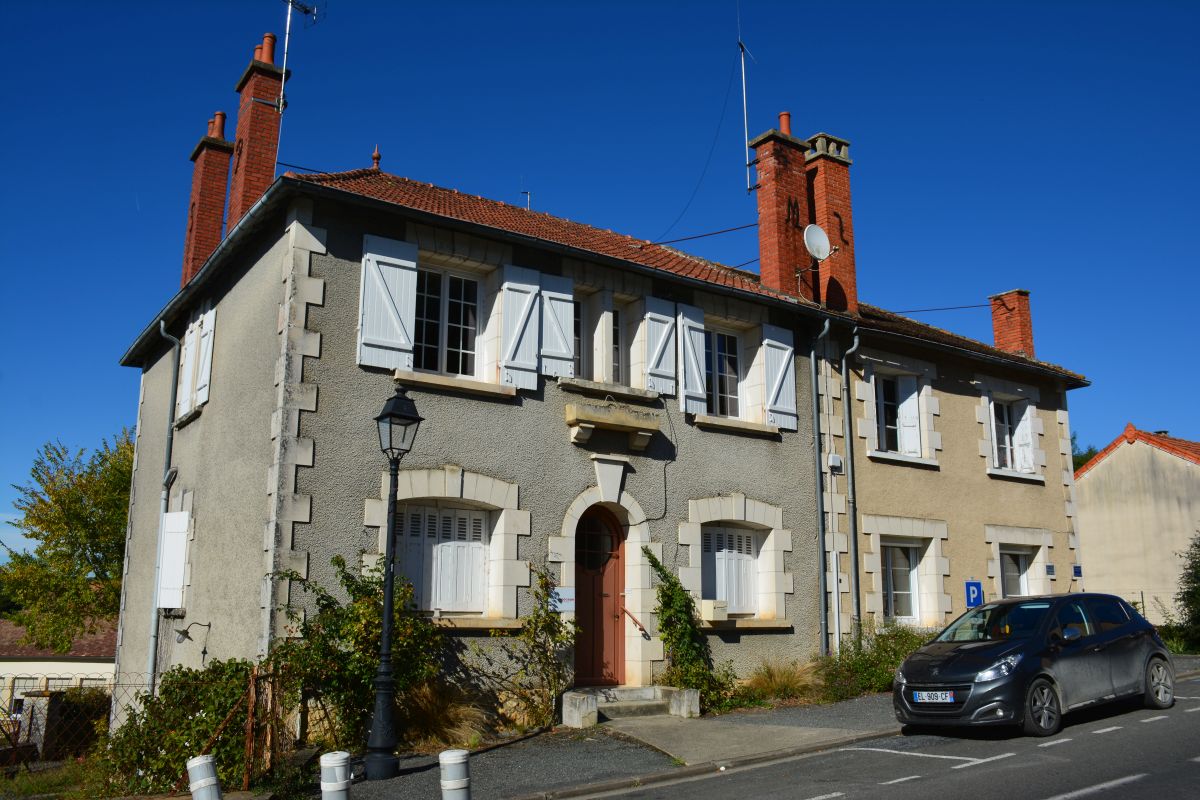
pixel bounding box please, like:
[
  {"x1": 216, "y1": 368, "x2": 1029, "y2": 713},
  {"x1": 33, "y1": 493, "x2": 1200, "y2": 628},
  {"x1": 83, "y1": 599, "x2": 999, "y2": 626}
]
[{"x1": 935, "y1": 601, "x2": 1052, "y2": 642}]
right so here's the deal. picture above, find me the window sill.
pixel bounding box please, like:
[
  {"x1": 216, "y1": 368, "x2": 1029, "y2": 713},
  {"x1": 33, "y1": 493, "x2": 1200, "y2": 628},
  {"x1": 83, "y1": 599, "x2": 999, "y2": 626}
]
[
  {"x1": 557, "y1": 376, "x2": 661, "y2": 405},
  {"x1": 565, "y1": 401, "x2": 660, "y2": 451},
  {"x1": 986, "y1": 467, "x2": 1045, "y2": 484},
  {"x1": 174, "y1": 406, "x2": 202, "y2": 430},
  {"x1": 700, "y1": 618, "x2": 793, "y2": 631},
  {"x1": 393, "y1": 369, "x2": 517, "y2": 399},
  {"x1": 430, "y1": 616, "x2": 523, "y2": 630},
  {"x1": 867, "y1": 450, "x2": 940, "y2": 469},
  {"x1": 692, "y1": 414, "x2": 779, "y2": 437}
]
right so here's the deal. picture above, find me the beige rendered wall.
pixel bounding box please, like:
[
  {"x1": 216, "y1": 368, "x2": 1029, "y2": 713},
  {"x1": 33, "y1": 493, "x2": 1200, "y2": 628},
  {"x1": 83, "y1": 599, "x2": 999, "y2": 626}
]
[
  {"x1": 1076, "y1": 442, "x2": 1200, "y2": 623},
  {"x1": 821, "y1": 335, "x2": 1079, "y2": 636}
]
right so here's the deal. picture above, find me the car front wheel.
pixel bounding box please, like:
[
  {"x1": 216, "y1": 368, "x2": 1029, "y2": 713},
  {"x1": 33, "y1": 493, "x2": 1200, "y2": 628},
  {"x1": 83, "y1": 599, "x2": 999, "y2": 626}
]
[
  {"x1": 1144, "y1": 658, "x2": 1174, "y2": 709},
  {"x1": 1023, "y1": 678, "x2": 1062, "y2": 737}
]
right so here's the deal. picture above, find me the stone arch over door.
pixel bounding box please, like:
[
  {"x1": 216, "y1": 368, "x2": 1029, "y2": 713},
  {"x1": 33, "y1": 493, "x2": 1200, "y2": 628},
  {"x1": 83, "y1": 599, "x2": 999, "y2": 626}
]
[{"x1": 549, "y1": 486, "x2": 663, "y2": 686}]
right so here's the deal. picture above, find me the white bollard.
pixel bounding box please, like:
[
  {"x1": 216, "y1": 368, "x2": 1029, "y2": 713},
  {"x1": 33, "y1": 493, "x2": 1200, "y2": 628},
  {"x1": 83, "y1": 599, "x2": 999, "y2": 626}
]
[
  {"x1": 439, "y1": 748, "x2": 470, "y2": 800},
  {"x1": 186, "y1": 754, "x2": 222, "y2": 800},
  {"x1": 320, "y1": 750, "x2": 352, "y2": 800}
]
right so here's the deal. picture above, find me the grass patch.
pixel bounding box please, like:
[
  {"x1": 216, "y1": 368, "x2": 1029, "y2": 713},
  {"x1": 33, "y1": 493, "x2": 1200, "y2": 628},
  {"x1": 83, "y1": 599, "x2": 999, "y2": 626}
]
[
  {"x1": 399, "y1": 680, "x2": 494, "y2": 752},
  {"x1": 2, "y1": 760, "x2": 87, "y2": 797},
  {"x1": 745, "y1": 658, "x2": 821, "y2": 702}
]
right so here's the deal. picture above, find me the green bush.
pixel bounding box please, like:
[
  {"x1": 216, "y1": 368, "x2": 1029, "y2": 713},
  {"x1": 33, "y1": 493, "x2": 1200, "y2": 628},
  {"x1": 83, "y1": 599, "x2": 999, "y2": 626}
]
[
  {"x1": 1175, "y1": 531, "x2": 1200, "y2": 649},
  {"x1": 817, "y1": 622, "x2": 931, "y2": 702}
]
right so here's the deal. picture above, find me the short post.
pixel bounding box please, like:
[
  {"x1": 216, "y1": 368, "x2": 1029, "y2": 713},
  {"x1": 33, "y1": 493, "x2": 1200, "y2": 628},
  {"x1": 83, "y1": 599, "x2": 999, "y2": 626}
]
[
  {"x1": 439, "y1": 748, "x2": 470, "y2": 800},
  {"x1": 320, "y1": 750, "x2": 352, "y2": 800},
  {"x1": 186, "y1": 754, "x2": 222, "y2": 800}
]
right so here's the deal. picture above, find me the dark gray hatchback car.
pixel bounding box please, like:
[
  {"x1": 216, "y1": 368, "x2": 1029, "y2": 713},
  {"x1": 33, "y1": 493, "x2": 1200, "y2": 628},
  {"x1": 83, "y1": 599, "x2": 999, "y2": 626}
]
[{"x1": 893, "y1": 593, "x2": 1174, "y2": 736}]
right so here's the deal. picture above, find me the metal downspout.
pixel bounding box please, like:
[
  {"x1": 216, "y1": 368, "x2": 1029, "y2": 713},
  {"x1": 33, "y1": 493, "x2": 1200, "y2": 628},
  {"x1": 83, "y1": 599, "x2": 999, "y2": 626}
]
[
  {"x1": 146, "y1": 321, "x2": 181, "y2": 693},
  {"x1": 809, "y1": 319, "x2": 832, "y2": 656},
  {"x1": 840, "y1": 327, "x2": 862, "y2": 640}
]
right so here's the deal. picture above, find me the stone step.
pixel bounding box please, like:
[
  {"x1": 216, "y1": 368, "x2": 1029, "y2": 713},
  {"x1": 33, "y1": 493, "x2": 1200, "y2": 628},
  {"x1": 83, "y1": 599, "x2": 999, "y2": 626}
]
[{"x1": 597, "y1": 699, "x2": 671, "y2": 720}]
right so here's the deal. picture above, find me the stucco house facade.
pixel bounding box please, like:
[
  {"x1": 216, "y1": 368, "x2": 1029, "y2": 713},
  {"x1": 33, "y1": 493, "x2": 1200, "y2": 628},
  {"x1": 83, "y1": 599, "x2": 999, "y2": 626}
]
[
  {"x1": 1075, "y1": 424, "x2": 1200, "y2": 624},
  {"x1": 113, "y1": 33, "x2": 1087, "y2": 695}
]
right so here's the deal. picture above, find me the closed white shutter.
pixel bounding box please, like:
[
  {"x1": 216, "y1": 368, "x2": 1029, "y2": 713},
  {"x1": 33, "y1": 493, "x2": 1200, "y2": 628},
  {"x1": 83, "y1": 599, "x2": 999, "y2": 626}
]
[
  {"x1": 643, "y1": 297, "x2": 677, "y2": 394},
  {"x1": 713, "y1": 531, "x2": 729, "y2": 606},
  {"x1": 539, "y1": 274, "x2": 574, "y2": 377},
  {"x1": 1013, "y1": 400, "x2": 1034, "y2": 472},
  {"x1": 897, "y1": 375, "x2": 921, "y2": 456},
  {"x1": 762, "y1": 324, "x2": 797, "y2": 430},
  {"x1": 157, "y1": 511, "x2": 190, "y2": 608},
  {"x1": 725, "y1": 531, "x2": 757, "y2": 615},
  {"x1": 500, "y1": 265, "x2": 541, "y2": 390},
  {"x1": 677, "y1": 303, "x2": 707, "y2": 414},
  {"x1": 431, "y1": 508, "x2": 488, "y2": 613},
  {"x1": 176, "y1": 323, "x2": 197, "y2": 417},
  {"x1": 194, "y1": 305, "x2": 216, "y2": 406},
  {"x1": 357, "y1": 235, "x2": 418, "y2": 371}
]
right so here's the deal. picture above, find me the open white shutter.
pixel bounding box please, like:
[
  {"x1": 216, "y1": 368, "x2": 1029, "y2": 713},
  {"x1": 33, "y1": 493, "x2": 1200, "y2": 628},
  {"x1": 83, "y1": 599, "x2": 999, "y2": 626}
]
[
  {"x1": 176, "y1": 324, "x2": 197, "y2": 417},
  {"x1": 762, "y1": 324, "x2": 797, "y2": 430},
  {"x1": 897, "y1": 375, "x2": 921, "y2": 456},
  {"x1": 500, "y1": 265, "x2": 541, "y2": 390},
  {"x1": 539, "y1": 274, "x2": 574, "y2": 377},
  {"x1": 157, "y1": 511, "x2": 190, "y2": 608},
  {"x1": 677, "y1": 304, "x2": 707, "y2": 414},
  {"x1": 194, "y1": 305, "x2": 216, "y2": 406},
  {"x1": 357, "y1": 235, "x2": 418, "y2": 371},
  {"x1": 1013, "y1": 400, "x2": 1034, "y2": 472},
  {"x1": 643, "y1": 297, "x2": 677, "y2": 395},
  {"x1": 399, "y1": 507, "x2": 429, "y2": 610}
]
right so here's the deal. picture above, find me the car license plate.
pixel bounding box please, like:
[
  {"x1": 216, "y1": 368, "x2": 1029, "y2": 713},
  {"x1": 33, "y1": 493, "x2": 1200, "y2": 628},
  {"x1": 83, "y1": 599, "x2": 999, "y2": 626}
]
[{"x1": 913, "y1": 690, "x2": 955, "y2": 703}]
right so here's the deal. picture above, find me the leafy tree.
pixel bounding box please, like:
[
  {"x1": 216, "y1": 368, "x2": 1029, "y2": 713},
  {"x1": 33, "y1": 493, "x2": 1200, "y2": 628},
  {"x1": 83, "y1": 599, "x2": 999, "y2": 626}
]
[
  {"x1": 0, "y1": 430, "x2": 133, "y2": 651},
  {"x1": 1176, "y1": 530, "x2": 1200, "y2": 640},
  {"x1": 1071, "y1": 432, "x2": 1100, "y2": 473}
]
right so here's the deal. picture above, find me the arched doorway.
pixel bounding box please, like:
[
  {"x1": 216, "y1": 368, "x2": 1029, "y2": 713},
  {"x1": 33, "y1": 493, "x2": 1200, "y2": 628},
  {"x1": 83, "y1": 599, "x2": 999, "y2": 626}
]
[{"x1": 575, "y1": 506, "x2": 625, "y2": 686}]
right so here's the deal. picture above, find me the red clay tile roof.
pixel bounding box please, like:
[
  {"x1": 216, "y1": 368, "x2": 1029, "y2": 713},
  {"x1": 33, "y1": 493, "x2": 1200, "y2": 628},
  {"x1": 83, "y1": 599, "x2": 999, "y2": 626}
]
[
  {"x1": 0, "y1": 619, "x2": 116, "y2": 661},
  {"x1": 1075, "y1": 423, "x2": 1200, "y2": 480}
]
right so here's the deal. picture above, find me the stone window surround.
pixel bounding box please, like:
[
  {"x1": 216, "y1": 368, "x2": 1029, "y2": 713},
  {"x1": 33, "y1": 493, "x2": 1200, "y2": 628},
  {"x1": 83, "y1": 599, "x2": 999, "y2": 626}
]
[
  {"x1": 974, "y1": 375, "x2": 1047, "y2": 480},
  {"x1": 984, "y1": 525, "x2": 1054, "y2": 599},
  {"x1": 675, "y1": 493, "x2": 794, "y2": 624},
  {"x1": 363, "y1": 465, "x2": 531, "y2": 619},
  {"x1": 854, "y1": 349, "x2": 942, "y2": 464},
  {"x1": 861, "y1": 514, "x2": 951, "y2": 628}
]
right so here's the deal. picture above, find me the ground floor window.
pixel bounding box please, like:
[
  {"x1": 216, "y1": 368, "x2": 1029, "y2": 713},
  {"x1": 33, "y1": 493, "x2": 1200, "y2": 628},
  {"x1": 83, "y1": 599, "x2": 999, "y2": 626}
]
[
  {"x1": 399, "y1": 504, "x2": 490, "y2": 613},
  {"x1": 1000, "y1": 550, "x2": 1030, "y2": 598},
  {"x1": 701, "y1": 526, "x2": 758, "y2": 615},
  {"x1": 882, "y1": 544, "x2": 920, "y2": 624}
]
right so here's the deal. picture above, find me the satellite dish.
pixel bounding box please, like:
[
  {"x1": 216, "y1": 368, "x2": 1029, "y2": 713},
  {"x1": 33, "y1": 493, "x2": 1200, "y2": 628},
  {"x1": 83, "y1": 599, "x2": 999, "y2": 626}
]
[{"x1": 803, "y1": 224, "x2": 831, "y2": 261}]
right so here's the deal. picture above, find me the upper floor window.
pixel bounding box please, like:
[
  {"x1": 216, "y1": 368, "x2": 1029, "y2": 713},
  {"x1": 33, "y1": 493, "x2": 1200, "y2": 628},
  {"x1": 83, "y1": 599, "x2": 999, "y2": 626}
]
[
  {"x1": 414, "y1": 269, "x2": 479, "y2": 377},
  {"x1": 612, "y1": 308, "x2": 626, "y2": 384},
  {"x1": 992, "y1": 398, "x2": 1033, "y2": 472},
  {"x1": 176, "y1": 301, "x2": 216, "y2": 419},
  {"x1": 875, "y1": 374, "x2": 920, "y2": 456},
  {"x1": 572, "y1": 301, "x2": 586, "y2": 379},
  {"x1": 703, "y1": 330, "x2": 740, "y2": 417}
]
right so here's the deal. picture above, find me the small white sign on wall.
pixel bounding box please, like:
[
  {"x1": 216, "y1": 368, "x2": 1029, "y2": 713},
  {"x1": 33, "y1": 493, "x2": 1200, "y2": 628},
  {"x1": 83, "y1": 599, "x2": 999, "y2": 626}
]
[{"x1": 550, "y1": 587, "x2": 576, "y2": 613}]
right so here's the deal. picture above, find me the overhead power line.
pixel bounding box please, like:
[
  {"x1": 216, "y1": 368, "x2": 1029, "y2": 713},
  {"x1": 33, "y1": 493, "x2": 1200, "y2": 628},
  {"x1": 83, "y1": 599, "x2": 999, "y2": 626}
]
[
  {"x1": 893, "y1": 303, "x2": 990, "y2": 314},
  {"x1": 652, "y1": 222, "x2": 757, "y2": 246}
]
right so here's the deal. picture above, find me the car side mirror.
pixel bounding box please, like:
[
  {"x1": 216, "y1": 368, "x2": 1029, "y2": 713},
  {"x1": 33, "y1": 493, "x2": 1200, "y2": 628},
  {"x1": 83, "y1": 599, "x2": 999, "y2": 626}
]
[{"x1": 1061, "y1": 627, "x2": 1082, "y2": 643}]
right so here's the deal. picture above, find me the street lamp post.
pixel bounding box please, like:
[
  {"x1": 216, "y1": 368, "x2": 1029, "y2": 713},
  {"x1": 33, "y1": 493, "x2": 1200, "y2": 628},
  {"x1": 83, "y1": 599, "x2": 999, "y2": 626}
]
[{"x1": 365, "y1": 385, "x2": 423, "y2": 781}]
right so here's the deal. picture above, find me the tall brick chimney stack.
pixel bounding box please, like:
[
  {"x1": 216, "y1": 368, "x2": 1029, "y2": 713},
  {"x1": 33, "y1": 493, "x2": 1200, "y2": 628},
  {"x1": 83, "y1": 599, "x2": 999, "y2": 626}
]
[
  {"x1": 181, "y1": 112, "x2": 234, "y2": 287},
  {"x1": 749, "y1": 112, "x2": 815, "y2": 300},
  {"x1": 805, "y1": 133, "x2": 858, "y2": 314},
  {"x1": 990, "y1": 289, "x2": 1035, "y2": 358},
  {"x1": 227, "y1": 32, "x2": 284, "y2": 228}
]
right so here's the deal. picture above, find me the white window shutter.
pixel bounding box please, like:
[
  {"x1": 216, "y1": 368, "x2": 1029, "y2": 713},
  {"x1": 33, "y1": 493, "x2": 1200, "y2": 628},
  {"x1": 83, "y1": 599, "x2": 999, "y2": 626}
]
[
  {"x1": 643, "y1": 297, "x2": 677, "y2": 395},
  {"x1": 539, "y1": 274, "x2": 574, "y2": 377},
  {"x1": 762, "y1": 324, "x2": 797, "y2": 430},
  {"x1": 500, "y1": 265, "x2": 541, "y2": 390},
  {"x1": 1014, "y1": 400, "x2": 1034, "y2": 472},
  {"x1": 701, "y1": 529, "x2": 716, "y2": 599},
  {"x1": 194, "y1": 305, "x2": 216, "y2": 406},
  {"x1": 357, "y1": 235, "x2": 418, "y2": 371},
  {"x1": 400, "y1": 507, "x2": 429, "y2": 610},
  {"x1": 157, "y1": 511, "x2": 190, "y2": 608},
  {"x1": 677, "y1": 303, "x2": 707, "y2": 414},
  {"x1": 714, "y1": 533, "x2": 729, "y2": 606},
  {"x1": 431, "y1": 509, "x2": 487, "y2": 612},
  {"x1": 897, "y1": 375, "x2": 921, "y2": 456},
  {"x1": 176, "y1": 323, "x2": 197, "y2": 417},
  {"x1": 989, "y1": 397, "x2": 1002, "y2": 467}
]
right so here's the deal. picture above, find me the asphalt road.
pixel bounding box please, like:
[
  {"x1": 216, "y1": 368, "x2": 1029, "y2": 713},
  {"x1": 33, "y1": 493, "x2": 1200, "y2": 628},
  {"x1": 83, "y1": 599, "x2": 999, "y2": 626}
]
[{"x1": 587, "y1": 675, "x2": 1200, "y2": 800}]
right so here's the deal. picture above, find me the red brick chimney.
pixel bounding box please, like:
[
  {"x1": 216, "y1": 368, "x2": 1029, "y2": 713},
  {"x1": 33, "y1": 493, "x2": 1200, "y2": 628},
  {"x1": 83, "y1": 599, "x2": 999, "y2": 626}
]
[
  {"x1": 181, "y1": 112, "x2": 234, "y2": 287},
  {"x1": 990, "y1": 289, "x2": 1035, "y2": 358},
  {"x1": 227, "y1": 32, "x2": 284, "y2": 228},
  {"x1": 749, "y1": 112, "x2": 814, "y2": 300},
  {"x1": 805, "y1": 133, "x2": 857, "y2": 315}
]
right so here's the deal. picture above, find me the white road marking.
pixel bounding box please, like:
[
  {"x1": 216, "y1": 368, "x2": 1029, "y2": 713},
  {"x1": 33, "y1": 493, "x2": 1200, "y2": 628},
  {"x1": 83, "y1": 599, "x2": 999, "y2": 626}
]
[
  {"x1": 1191, "y1": 756, "x2": 1200, "y2": 763},
  {"x1": 1092, "y1": 726, "x2": 1122, "y2": 734},
  {"x1": 951, "y1": 753, "x2": 1015, "y2": 769},
  {"x1": 881, "y1": 776, "x2": 922, "y2": 785},
  {"x1": 1040, "y1": 773, "x2": 1146, "y2": 799},
  {"x1": 1038, "y1": 738, "x2": 1073, "y2": 747},
  {"x1": 839, "y1": 747, "x2": 976, "y2": 763},
  {"x1": 1186, "y1": 706, "x2": 1200, "y2": 713},
  {"x1": 802, "y1": 794, "x2": 844, "y2": 800},
  {"x1": 1140, "y1": 715, "x2": 1168, "y2": 722},
  {"x1": 1173, "y1": 695, "x2": 1200, "y2": 699}
]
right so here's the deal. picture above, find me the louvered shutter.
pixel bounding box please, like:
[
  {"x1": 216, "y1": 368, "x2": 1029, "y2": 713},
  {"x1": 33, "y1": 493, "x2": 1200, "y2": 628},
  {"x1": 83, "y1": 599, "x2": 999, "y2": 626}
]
[
  {"x1": 1013, "y1": 400, "x2": 1034, "y2": 472},
  {"x1": 431, "y1": 508, "x2": 487, "y2": 613},
  {"x1": 643, "y1": 297, "x2": 677, "y2": 394},
  {"x1": 897, "y1": 375, "x2": 921, "y2": 456},
  {"x1": 357, "y1": 235, "x2": 418, "y2": 371},
  {"x1": 176, "y1": 323, "x2": 197, "y2": 417},
  {"x1": 713, "y1": 531, "x2": 730, "y2": 606},
  {"x1": 157, "y1": 511, "x2": 190, "y2": 608},
  {"x1": 762, "y1": 324, "x2": 797, "y2": 430},
  {"x1": 539, "y1": 274, "x2": 574, "y2": 377},
  {"x1": 701, "y1": 529, "x2": 716, "y2": 599},
  {"x1": 194, "y1": 306, "x2": 216, "y2": 406},
  {"x1": 399, "y1": 507, "x2": 429, "y2": 609},
  {"x1": 500, "y1": 265, "x2": 541, "y2": 390},
  {"x1": 677, "y1": 303, "x2": 707, "y2": 414}
]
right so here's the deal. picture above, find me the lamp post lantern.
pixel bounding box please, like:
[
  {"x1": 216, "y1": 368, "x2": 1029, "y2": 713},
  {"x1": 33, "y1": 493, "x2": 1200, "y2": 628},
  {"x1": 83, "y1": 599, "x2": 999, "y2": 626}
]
[{"x1": 365, "y1": 385, "x2": 423, "y2": 781}]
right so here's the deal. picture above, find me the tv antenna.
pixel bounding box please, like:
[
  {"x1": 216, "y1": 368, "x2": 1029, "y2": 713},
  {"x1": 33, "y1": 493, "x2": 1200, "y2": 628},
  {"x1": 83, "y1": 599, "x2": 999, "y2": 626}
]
[
  {"x1": 521, "y1": 191, "x2": 532, "y2": 210},
  {"x1": 275, "y1": 0, "x2": 322, "y2": 173},
  {"x1": 737, "y1": 2, "x2": 756, "y2": 192}
]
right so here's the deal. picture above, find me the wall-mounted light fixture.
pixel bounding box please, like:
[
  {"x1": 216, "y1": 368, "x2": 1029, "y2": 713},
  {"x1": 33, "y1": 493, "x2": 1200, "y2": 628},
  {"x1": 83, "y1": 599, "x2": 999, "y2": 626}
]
[{"x1": 174, "y1": 621, "x2": 212, "y2": 665}]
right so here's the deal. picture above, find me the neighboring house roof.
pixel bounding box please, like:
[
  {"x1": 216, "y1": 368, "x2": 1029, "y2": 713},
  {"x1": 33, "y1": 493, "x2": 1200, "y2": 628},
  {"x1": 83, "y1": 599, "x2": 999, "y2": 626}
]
[
  {"x1": 1075, "y1": 423, "x2": 1200, "y2": 480},
  {"x1": 0, "y1": 620, "x2": 117, "y2": 661}
]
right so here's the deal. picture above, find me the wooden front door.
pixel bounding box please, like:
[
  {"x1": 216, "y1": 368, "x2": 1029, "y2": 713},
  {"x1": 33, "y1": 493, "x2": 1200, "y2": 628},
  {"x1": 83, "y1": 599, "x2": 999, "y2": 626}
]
[{"x1": 575, "y1": 507, "x2": 624, "y2": 686}]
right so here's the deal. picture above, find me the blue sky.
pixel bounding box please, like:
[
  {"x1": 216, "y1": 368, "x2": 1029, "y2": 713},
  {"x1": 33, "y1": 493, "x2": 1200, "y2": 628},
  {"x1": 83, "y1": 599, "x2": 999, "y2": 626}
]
[{"x1": 2, "y1": 1, "x2": 1197, "y2": 557}]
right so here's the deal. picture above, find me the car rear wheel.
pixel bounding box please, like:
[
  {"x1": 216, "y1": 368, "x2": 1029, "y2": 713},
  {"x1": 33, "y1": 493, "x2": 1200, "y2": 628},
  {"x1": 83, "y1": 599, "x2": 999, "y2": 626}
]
[
  {"x1": 1023, "y1": 678, "x2": 1061, "y2": 737},
  {"x1": 1144, "y1": 658, "x2": 1174, "y2": 709}
]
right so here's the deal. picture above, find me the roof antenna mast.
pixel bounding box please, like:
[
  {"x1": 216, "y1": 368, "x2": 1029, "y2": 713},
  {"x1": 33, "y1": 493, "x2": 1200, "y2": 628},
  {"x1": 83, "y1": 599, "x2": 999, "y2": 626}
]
[
  {"x1": 737, "y1": 2, "x2": 756, "y2": 193},
  {"x1": 275, "y1": 0, "x2": 321, "y2": 175}
]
